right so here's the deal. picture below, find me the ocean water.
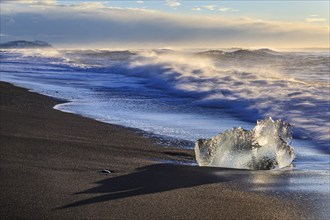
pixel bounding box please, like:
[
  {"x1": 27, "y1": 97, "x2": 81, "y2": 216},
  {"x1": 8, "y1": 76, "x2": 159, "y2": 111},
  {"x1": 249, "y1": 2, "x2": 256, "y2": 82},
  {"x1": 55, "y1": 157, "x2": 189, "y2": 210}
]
[{"x1": 0, "y1": 48, "x2": 329, "y2": 170}]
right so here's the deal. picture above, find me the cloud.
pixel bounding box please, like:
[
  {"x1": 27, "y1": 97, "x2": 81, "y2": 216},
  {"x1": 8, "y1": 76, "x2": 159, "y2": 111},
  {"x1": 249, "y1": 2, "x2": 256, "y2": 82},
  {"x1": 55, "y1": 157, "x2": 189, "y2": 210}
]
[
  {"x1": 166, "y1": 0, "x2": 181, "y2": 8},
  {"x1": 1, "y1": 2, "x2": 328, "y2": 48},
  {"x1": 219, "y1": 7, "x2": 231, "y2": 12},
  {"x1": 0, "y1": 33, "x2": 9, "y2": 37},
  {"x1": 136, "y1": 1, "x2": 144, "y2": 3},
  {"x1": 202, "y1": 5, "x2": 217, "y2": 11},
  {"x1": 305, "y1": 16, "x2": 327, "y2": 23},
  {"x1": 1, "y1": 0, "x2": 56, "y2": 5},
  {"x1": 203, "y1": 5, "x2": 234, "y2": 12},
  {"x1": 192, "y1": 7, "x2": 201, "y2": 11},
  {"x1": 73, "y1": 2, "x2": 106, "y2": 9}
]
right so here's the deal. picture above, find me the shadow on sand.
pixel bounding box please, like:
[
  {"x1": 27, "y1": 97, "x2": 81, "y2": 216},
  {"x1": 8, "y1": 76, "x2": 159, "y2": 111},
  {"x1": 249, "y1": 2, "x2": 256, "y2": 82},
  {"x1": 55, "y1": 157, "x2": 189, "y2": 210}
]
[{"x1": 61, "y1": 163, "x2": 248, "y2": 209}]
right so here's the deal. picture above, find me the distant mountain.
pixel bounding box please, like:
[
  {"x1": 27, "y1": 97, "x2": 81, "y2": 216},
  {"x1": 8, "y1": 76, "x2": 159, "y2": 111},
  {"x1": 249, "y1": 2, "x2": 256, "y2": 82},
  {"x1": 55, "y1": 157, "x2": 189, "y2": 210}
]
[
  {"x1": 196, "y1": 50, "x2": 225, "y2": 57},
  {"x1": 225, "y1": 48, "x2": 279, "y2": 58},
  {"x1": 0, "y1": 40, "x2": 52, "y2": 49},
  {"x1": 195, "y1": 48, "x2": 280, "y2": 60}
]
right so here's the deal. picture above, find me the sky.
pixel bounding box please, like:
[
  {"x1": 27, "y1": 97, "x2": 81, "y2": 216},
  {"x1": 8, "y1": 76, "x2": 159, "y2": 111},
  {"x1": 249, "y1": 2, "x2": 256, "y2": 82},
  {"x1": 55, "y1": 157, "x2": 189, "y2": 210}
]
[{"x1": 0, "y1": 0, "x2": 329, "y2": 49}]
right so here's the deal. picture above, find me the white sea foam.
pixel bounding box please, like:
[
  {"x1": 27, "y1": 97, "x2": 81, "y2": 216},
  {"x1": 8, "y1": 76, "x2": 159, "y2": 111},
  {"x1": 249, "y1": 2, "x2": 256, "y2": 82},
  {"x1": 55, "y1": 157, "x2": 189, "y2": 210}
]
[
  {"x1": 125, "y1": 49, "x2": 329, "y2": 151},
  {"x1": 0, "y1": 48, "x2": 329, "y2": 155}
]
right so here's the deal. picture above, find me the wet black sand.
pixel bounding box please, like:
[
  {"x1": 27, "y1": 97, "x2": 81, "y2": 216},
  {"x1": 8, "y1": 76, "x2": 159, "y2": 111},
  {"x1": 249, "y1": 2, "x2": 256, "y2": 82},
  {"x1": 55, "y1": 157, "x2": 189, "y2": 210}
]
[{"x1": 1, "y1": 82, "x2": 328, "y2": 219}]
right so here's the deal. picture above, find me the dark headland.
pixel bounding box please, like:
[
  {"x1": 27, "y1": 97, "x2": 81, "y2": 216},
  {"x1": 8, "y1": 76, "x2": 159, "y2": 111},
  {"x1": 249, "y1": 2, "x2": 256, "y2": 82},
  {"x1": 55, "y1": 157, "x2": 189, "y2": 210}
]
[
  {"x1": 0, "y1": 82, "x2": 328, "y2": 219},
  {"x1": 0, "y1": 40, "x2": 52, "y2": 49}
]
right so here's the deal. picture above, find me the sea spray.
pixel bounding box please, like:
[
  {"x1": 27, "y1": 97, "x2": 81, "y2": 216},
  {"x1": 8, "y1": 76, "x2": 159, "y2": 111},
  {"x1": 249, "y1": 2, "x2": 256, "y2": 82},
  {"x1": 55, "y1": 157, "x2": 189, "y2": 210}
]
[
  {"x1": 195, "y1": 117, "x2": 295, "y2": 170},
  {"x1": 1, "y1": 48, "x2": 328, "y2": 161}
]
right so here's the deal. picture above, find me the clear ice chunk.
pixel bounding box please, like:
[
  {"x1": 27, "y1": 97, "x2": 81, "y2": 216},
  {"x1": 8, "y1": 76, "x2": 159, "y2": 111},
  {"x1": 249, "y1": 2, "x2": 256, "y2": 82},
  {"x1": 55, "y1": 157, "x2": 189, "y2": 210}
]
[{"x1": 195, "y1": 117, "x2": 295, "y2": 170}]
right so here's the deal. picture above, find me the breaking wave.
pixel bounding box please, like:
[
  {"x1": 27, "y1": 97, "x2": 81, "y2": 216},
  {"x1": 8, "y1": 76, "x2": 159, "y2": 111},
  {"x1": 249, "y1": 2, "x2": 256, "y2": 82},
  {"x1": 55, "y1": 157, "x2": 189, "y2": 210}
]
[
  {"x1": 127, "y1": 49, "x2": 329, "y2": 152},
  {"x1": 1, "y1": 48, "x2": 329, "y2": 153}
]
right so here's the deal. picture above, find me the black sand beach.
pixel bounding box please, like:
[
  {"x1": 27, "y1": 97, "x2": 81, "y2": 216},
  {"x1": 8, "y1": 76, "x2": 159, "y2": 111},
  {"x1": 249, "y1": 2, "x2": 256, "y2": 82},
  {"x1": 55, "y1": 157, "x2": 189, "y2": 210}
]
[{"x1": 1, "y1": 82, "x2": 329, "y2": 219}]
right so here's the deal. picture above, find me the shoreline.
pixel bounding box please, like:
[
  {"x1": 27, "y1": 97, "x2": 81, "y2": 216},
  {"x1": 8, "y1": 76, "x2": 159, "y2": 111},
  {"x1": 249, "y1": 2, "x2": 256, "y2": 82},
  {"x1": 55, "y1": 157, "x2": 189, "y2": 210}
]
[
  {"x1": 1, "y1": 82, "x2": 328, "y2": 219},
  {"x1": 54, "y1": 102, "x2": 196, "y2": 150}
]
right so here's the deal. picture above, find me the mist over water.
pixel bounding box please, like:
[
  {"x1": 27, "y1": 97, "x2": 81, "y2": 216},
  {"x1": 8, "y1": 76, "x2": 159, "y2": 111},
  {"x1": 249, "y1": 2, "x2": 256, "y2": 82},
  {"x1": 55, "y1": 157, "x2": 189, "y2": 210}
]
[
  {"x1": 133, "y1": 49, "x2": 330, "y2": 150},
  {"x1": 0, "y1": 48, "x2": 329, "y2": 170}
]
